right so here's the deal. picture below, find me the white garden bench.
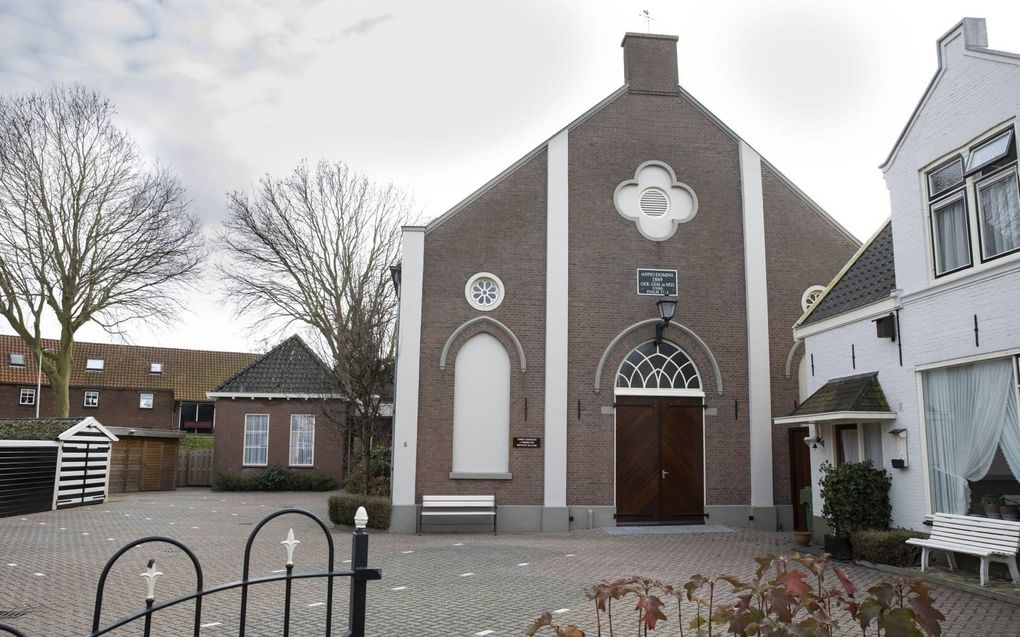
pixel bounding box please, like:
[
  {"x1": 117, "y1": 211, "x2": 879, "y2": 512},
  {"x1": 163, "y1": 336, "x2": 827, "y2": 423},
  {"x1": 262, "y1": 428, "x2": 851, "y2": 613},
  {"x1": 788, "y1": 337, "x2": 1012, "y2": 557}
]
[
  {"x1": 418, "y1": 495, "x2": 497, "y2": 535},
  {"x1": 906, "y1": 513, "x2": 1020, "y2": 586}
]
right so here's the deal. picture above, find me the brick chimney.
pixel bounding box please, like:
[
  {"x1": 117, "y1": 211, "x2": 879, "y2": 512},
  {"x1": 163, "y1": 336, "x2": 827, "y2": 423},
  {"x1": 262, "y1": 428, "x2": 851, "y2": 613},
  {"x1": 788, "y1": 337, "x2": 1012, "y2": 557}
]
[{"x1": 621, "y1": 32, "x2": 679, "y2": 94}]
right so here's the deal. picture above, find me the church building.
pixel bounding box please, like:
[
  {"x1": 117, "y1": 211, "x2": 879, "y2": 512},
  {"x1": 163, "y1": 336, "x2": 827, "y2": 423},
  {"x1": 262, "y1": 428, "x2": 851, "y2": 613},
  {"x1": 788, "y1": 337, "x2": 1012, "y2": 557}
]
[{"x1": 390, "y1": 33, "x2": 859, "y2": 533}]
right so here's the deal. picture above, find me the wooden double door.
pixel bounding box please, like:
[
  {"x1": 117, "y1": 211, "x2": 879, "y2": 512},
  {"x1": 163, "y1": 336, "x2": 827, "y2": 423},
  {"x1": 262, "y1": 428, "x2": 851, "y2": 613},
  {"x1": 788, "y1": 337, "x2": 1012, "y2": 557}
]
[{"x1": 615, "y1": 396, "x2": 704, "y2": 524}]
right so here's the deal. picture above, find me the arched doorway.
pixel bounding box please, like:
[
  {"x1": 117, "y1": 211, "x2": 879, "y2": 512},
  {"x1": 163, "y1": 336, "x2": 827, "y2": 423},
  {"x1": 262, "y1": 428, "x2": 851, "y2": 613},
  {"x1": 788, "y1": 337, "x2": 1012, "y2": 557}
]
[{"x1": 615, "y1": 340, "x2": 705, "y2": 524}]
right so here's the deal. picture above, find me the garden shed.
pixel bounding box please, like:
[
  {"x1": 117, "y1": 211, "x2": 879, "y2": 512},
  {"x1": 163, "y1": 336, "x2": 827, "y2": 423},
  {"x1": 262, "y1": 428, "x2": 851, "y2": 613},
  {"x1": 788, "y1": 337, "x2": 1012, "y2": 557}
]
[{"x1": 0, "y1": 417, "x2": 118, "y2": 517}]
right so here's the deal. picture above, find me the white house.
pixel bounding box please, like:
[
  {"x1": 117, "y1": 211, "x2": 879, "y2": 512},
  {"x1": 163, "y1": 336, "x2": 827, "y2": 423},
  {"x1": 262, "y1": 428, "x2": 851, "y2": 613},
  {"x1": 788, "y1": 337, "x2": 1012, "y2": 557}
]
[{"x1": 779, "y1": 17, "x2": 1020, "y2": 534}]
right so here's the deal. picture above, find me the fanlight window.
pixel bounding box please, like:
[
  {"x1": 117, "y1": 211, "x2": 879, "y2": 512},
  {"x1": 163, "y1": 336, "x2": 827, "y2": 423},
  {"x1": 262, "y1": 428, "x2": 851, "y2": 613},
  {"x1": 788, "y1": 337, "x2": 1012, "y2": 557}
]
[{"x1": 616, "y1": 341, "x2": 701, "y2": 390}]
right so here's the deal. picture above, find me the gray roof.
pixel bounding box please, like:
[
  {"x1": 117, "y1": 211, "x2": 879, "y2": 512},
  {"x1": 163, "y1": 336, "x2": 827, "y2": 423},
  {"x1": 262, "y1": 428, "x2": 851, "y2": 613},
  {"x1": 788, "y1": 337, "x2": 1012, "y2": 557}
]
[
  {"x1": 802, "y1": 221, "x2": 895, "y2": 325},
  {"x1": 789, "y1": 372, "x2": 891, "y2": 417},
  {"x1": 213, "y1": 336, "x2": 340, "y2": 395}
]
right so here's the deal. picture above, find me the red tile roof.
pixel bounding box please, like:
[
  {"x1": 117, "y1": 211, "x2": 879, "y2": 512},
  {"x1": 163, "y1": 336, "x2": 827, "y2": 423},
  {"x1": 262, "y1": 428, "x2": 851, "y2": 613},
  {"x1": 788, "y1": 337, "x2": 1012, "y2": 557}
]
[{"x1": 0, "y1": 334, "x2": 260, "y2": 402}]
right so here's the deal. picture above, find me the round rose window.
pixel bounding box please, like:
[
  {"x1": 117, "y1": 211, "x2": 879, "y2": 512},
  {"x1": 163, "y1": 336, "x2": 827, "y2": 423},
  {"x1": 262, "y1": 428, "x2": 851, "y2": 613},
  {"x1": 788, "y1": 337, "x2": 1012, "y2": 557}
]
[{"x1": 465, "y1": 272, "x2": 505, "y2": 311}]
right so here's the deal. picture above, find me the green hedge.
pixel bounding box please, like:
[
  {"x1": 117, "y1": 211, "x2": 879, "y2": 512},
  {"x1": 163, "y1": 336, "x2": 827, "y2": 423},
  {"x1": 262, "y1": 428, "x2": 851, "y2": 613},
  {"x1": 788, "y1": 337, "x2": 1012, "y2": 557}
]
[
  {"x1": 328, "y1": 493, "x2": 391, "y2": 530},
  {"x1": 180, "y1": 434, "x2": 215, "y2": 451},
  {"x1": 851, "y1": 529, "x2": 925, "y2": 567},
  {"x1": 213, "y1": 466, "x2": 336, "y2": 492},
  {"x1": 819, "y1": 460, "x2": 892, "y2": 539}
]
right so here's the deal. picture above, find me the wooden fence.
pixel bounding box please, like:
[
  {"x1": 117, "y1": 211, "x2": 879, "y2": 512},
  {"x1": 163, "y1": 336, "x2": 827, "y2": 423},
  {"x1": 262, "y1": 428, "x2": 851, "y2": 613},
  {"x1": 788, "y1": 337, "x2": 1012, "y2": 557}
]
[{"x1": 177, "y1": 448, "x2": 213, "y2": 487}]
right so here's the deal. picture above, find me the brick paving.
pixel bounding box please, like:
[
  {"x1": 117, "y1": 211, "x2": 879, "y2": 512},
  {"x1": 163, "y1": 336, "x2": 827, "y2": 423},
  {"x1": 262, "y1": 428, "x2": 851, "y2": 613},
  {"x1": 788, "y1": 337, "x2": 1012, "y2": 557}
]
[{"x1": 2, "y1": 489, "x2": 1020, "y2": 636}]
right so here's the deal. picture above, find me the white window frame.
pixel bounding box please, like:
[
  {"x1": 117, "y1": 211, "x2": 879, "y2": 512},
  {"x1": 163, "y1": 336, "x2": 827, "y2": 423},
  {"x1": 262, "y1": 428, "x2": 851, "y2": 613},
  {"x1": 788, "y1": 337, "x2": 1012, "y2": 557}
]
[
  {"x1": 19, "y1": 388, "x2": 35, "y2": 405},
  {"x1": 288, "y1": 414, "x2": 315, "y2": 467},
  {"x1": 9, "y1": 353, "x2": 26, "y2": 367},
  {"x1": 975, "y1": 168, "x2": 1020, "y2": 261},
  {"x1": 85, "y1": 358, "x2": 105, "y2": 371},
  {"x1": 243, "y1": 414, "x2": 269, "y2": 467},
  {"x1": 139, "y1": 393, "x2": 154, "y2": 409},
  {"x1": 924, "y1": 123, "x2": 1020, "y2": 281},
  {"x1": 149, "y1": 362, "x2": 163, "y2": 375},
  {"x1": 83, "y1": 390, "x2": 100, "y2": 407}
]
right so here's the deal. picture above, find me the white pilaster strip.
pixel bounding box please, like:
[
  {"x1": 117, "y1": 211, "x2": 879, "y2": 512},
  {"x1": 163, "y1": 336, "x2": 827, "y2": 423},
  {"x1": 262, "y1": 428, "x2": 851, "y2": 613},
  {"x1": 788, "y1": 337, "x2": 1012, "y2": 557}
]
[
  {"x1": 738, "y1": 141, "x2": 774, "y2": 508},
  {"x1": 391, "y1": 227, "x2": 426, "y2": 508},
  {"x1": 544, "y1": 130, "x2": 569, "y2": 509}
]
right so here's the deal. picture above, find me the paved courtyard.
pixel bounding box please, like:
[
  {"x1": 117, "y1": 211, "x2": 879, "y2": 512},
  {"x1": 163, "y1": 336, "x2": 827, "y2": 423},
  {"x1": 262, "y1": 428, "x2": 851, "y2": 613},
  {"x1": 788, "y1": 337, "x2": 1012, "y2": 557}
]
[{"x1": 2, "y1": 490, "x2": 1020, "y2": 636}]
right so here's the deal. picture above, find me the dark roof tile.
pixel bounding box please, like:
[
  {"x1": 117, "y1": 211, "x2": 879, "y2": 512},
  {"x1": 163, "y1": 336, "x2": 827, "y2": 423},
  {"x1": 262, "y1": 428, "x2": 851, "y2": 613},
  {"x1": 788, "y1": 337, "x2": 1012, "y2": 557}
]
[
  {"x1": 790, "y1": 372, "x2": 891, "y2": 417},
  {"x1": 802, "y1": 221, "x2": 895, "y2": 324},
  {"x1": 213, "y1": 335, "x2": 340, "y2": 395}
]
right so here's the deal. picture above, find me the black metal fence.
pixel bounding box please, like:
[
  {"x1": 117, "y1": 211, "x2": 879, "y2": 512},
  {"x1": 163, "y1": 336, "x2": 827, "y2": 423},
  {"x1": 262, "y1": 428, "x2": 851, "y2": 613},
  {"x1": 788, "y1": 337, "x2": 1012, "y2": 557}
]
[{"x1": 0, "y1": 507, "x2": 381, "y2": 637}]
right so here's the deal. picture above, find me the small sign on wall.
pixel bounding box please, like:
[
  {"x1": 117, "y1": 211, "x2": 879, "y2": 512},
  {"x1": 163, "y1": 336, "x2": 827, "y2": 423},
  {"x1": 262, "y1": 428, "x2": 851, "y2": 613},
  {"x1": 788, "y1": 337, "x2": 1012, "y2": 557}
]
[
  {"x1": 636, "y1": 269, "x2": 678, "y2": 296},
  {"x1": 513, "y1": 437, "x2": 541, "y2": 448}
]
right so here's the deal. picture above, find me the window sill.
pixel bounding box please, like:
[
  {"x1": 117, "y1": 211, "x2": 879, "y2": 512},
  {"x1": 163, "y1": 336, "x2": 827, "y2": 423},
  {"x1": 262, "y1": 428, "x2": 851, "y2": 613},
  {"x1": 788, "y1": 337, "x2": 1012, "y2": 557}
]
[
  {"x1": 449, "y1": 472, "x2": 512, "y2": 480},
  {"x1": 289, "y1": 465, "x2": 315, "y2": 469}
]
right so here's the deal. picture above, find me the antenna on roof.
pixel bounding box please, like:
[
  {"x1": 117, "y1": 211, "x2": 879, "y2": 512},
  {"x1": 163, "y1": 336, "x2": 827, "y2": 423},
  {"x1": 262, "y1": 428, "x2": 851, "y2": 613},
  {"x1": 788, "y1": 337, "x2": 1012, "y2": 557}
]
[{"x1": 638, "y1": 9, "x2": 655, "y2": 33}]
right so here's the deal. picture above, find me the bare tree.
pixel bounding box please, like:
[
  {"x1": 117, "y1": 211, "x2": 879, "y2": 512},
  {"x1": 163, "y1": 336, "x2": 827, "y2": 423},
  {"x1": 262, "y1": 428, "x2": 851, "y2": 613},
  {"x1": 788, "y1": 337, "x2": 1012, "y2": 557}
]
[
  {"x1": 220, "y1": 160, "x2": 414, "y2": 494},
  {"x1": 0, "y1": 85, "x2": 204, "y2": 416}
]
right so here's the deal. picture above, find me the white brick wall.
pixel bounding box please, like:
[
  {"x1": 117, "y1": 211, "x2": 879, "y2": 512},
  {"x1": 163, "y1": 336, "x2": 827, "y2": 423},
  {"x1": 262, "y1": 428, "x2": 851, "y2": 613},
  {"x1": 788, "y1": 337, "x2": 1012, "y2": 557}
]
[
  {"x1": 884, "y1": 22, "x2": 1020, "y2": 296},
  {"x1": 800, "y1": 20, "x2": 1020, "y2": 532},
  {"x1": 802, "y1": 313, "x2": 927, "y2": 530}
]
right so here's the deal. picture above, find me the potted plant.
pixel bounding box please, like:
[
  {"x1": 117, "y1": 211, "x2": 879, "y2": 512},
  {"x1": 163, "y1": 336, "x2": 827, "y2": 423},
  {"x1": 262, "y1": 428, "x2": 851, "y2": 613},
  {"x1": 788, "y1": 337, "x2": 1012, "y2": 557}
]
[
  {"x1": 819, "y1": 460, "x2": 892, "y2": 560},
  {"x1": 999, "y1": 496, "x2": 1018, "y2": 520},
  {"x1": 793, "y1": 530, "x2": 812, "y2": 546},
  {"x1": 981, "y1": 494, "x2": 1002, "y2": 518}
]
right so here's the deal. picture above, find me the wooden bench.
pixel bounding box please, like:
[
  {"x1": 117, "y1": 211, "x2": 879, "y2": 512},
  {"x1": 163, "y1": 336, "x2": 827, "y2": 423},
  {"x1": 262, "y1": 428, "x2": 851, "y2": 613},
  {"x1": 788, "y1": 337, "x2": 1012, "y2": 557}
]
[
  {"x1": 906, "y1": 513, "x2": 1020, "y2": 586},
  {"x1": 418, "y1": 495, "x2": 496, "y2": 535}
]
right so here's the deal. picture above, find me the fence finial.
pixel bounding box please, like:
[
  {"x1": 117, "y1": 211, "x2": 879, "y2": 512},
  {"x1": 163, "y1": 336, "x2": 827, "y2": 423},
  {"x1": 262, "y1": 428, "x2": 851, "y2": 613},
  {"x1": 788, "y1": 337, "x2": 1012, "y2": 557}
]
[
  {"x1": 281, "y1": 529, "x2": 300, "y2": 566},
  {"x1": 354, "y1": 506, "x2": 369, "y2": 529},
  {"x1": 139, "y1": 559, "x2": 163, "y2": 601}
]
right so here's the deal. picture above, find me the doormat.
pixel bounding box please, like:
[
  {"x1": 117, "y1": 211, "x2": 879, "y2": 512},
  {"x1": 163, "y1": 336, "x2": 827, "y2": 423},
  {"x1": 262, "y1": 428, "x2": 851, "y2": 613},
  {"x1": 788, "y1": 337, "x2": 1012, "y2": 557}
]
[{"x1": 600, "y1": 525, "x2": 733, "y2": 535}]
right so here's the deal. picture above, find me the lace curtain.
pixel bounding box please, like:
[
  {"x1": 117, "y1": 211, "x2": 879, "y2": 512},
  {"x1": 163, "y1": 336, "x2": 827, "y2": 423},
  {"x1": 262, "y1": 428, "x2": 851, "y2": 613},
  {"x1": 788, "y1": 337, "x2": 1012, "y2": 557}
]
[
  {"x1": 934, "y1": 198, "x2": 970, "y2": 272},
  {"x1": 923, "y1": 358, "x2": 1020, "y2": 514},
  {"x1": 979, "y1": 172, "x2": 1020, "y2": 257}
]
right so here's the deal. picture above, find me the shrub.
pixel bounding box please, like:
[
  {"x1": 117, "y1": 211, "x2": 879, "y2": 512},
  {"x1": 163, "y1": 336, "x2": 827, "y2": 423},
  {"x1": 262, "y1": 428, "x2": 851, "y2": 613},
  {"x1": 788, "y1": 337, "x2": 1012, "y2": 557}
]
[
  {"x1": 180, "y1": 434, "x2": 214, "y2": 451},
  {"x1": 852, "y1": 528, "x2": 925, "y2": 567},
  {"x1": 528, "y1": 553, "x2": 945, "y2": 637},
  {"x1": 213, "y1": 468, "x2": 337, "y2": 492},
  {"x1": 258, "y1": 465, "x2": 290, "y2": 491},
  {"x1": 819, "y1": 460, "x2": 892, "y2": 539},
  {"x1": 213, "y1": 472, "x2": 258, "y2": 491},
  {"x1": 328, "y1": 493, "x2": 391, "y2": 530},
  {"x1": 343, "y1": 445, "x2": 391, "y2": 496},
  {"x1": 285, "y1": 472, "x2": 336, "y2": 491}
]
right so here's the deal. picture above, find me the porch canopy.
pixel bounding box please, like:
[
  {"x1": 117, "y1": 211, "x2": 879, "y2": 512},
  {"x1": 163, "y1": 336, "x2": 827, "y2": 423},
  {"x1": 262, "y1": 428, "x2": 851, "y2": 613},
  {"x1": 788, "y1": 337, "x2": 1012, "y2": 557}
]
[{"x1": 773, "y1": 372, "x2": 897, "y2": 426}]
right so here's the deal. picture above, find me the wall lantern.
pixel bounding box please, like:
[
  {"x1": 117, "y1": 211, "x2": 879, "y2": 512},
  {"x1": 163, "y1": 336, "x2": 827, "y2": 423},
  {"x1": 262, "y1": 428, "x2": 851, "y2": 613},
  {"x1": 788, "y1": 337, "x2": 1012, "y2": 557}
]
[
  {"x1": 654, "y1": 294, "x2": 678, "y2": 346},
  {"x1": 804, "y1": 423, "x2": 824, "y2": 449},
  {"x1": 889, "y1": 428, "x2": 909, "y2": 468}
]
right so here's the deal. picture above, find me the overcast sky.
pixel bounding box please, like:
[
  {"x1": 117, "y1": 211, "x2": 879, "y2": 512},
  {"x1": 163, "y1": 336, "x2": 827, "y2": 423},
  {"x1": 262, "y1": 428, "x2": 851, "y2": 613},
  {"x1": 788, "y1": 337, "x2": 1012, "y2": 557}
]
[{"x1": 2, "y1": 0, "x2": 1020, "y2": 353}]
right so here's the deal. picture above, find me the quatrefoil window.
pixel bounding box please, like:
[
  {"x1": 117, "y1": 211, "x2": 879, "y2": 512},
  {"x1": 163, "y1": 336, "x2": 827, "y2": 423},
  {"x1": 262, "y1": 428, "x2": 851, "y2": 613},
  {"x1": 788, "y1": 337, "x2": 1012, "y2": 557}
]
[
  {"x1": 465, "y1": 272, "x2": 504, "y2": 311},
  {"x1": 614, "y1": 161, "x2": 698, "y2": 241}
]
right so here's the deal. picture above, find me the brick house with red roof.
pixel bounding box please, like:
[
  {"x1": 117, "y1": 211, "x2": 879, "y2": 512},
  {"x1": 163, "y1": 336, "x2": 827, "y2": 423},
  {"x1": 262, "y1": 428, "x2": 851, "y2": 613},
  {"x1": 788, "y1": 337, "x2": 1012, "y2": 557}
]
[{"x1": 1, "y1": 334, "x2": 259, "y2": 492}]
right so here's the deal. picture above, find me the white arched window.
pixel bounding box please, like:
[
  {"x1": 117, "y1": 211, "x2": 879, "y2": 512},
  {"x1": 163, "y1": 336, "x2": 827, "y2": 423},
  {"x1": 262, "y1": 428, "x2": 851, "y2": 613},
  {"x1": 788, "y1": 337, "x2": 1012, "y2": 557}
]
[
  {"x1": 616, "y1": 340, "x2": 701, "y2": 390},
  {"x1": 452, "y1": 333, "x2": 510, "y2": 474}
]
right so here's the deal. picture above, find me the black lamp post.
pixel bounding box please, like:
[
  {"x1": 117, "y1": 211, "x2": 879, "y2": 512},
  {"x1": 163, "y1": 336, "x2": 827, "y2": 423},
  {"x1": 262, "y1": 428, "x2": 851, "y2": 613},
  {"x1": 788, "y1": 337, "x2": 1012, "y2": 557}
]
[{"x1": 654, "y1": 294, "x2": 678, "y2": 347}]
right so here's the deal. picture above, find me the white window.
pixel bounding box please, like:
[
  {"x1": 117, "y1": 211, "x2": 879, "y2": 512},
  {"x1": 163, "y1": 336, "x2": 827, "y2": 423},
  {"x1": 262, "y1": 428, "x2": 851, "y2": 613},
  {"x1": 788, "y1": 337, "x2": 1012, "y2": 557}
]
[
  {"x1": 243, "y1": 414, "x2": 269, "y2": 466},
  {"x1": 150, "y1": 362, "x2": 163, "y2": 375},
  {"x1": 19, "y1": 388, "x2": 35, "y2": 405},
  {"x1": 139, "y1": 393, "x2": 154, "y2": 409},
  {"x1": 289, "y1": 414, "x2": 315, "y2": 466},
  {"x1": 926, "y1": 127, "x2": 1018, "y2": 276},
  {"x1": 84, "y1": 390, "x2": 100, "y2": 407},
  {"x1": 85, "y1": 358, "x2": 105, "y2": 371},
  {"x1": 452, "y1": 333, "x2": 510, "y2": 475},
  {"x1": 834, "y1": 423, "x2": 883, "y2": 467},
  {"x1": 9, "y1": 353, "x2": 25, "y2": 367},
  {"x1": 464, "y1": 272, "x2": 505, "y2": 311}
]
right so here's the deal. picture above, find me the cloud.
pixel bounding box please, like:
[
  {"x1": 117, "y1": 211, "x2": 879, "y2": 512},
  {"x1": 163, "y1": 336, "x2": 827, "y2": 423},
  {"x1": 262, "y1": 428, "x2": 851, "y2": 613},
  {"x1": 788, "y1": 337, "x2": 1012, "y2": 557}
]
[{"x1": 340, "y1": 14, "x2": 392, "y2": 37}]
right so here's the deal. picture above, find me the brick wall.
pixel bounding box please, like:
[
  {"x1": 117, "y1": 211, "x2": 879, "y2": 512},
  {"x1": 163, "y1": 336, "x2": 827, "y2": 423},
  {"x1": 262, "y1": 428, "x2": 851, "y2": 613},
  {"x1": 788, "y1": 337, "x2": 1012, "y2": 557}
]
[
  {"x1": 212, "y1": 399, "x2": 345, "y2": 484},
  {"x1": 0, "y1": 383, "x2": 176, "y2": 429},
  {"x1": 761, "y1": 165, "x2": 859, "y2": 506}
]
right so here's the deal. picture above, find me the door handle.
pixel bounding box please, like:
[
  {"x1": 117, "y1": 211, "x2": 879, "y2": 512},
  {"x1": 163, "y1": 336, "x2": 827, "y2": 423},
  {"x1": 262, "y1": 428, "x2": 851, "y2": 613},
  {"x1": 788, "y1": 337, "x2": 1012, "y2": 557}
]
[{"x1": 661, "y1": 469, "x2": 669, "y2": 479}]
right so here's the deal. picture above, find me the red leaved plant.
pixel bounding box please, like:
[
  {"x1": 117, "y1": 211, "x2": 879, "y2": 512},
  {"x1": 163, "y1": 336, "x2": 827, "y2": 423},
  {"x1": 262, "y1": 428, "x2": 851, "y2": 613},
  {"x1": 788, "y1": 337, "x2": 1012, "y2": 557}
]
[{"x1": 528, "y1": 552, "x2": 944, "y2": 637}]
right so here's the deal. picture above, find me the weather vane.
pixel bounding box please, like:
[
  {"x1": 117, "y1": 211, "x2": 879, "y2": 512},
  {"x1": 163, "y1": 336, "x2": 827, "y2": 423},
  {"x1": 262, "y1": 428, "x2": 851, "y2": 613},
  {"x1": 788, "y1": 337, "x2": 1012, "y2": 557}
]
[{"x1": 639, "y1": 10, "x2": 655, "y2": 33}]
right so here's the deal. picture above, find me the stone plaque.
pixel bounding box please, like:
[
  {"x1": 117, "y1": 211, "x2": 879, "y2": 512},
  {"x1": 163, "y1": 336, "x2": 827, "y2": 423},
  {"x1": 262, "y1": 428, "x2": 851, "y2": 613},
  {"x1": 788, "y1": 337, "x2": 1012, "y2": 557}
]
[
  {"x1": 636, "y1": 269, "x2": 678, "y2": 296},
  {"x1": 513, "y1": 437, "x2": 541, "y2": 448}
]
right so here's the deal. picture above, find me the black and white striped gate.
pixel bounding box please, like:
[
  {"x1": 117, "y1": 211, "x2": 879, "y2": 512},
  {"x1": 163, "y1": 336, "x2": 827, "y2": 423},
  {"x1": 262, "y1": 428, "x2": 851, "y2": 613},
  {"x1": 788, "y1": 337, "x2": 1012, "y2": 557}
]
[{"x1": 54, "y1": 418, "x2": 118, "y2": 509}]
